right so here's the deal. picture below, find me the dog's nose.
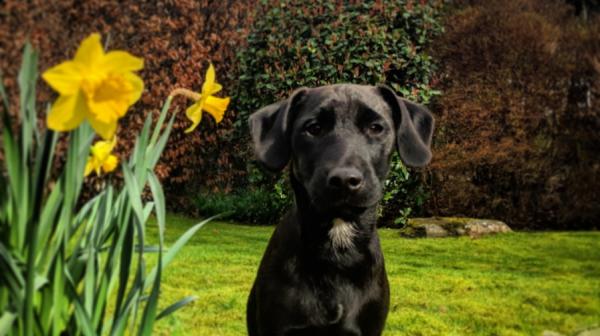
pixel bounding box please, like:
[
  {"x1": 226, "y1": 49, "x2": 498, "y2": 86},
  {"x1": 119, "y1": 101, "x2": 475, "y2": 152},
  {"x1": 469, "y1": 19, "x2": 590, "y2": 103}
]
[{"x1": 328, "y1": 168, "x2": 364, "y2": 192}]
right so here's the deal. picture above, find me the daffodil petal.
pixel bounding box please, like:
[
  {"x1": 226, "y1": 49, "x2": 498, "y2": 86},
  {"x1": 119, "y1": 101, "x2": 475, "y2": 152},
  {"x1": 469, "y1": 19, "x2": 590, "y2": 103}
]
[
  {"x1": 102, "y1": 155, "x2": 119, "y2": 173},
  {"x1": 201, "y1": 63, "x2": 216, "y2": 94},
  {"x1": 47, "y1": 92, "x2": 87, "y2": 132},
  {"x1": 208, "y1": 83, "x2": 222, "y2": 95},
  {"x1": 203, "y1": 96, "x2": 230, "y2": 124},
  {"x1": 184, "y1": 102, "x2": 203, "y2": 133},
  {"x1": 122, "y1": 72, "x2": 144, "y2": 105},
  {"x1": 74, "y1": 33, "x2": 104, "y2": 68},
  {"x1": 185, "y1": 100, "x2": 202, "y2": 119},
  {"x1": 102, "y1": 51, "x2": 144, "y2": 72},
  {"x1": 42, "y1": 61, "x2": 82, "y2": 95},
  {"x1": 91, "y1": 138, "x2": 115, "y2": 162},
  {"x1": 84, "y1": 159, "x2": 94, "y2": 177},
  {"x1": 87, "y1": 113, "x2": 118, "y2": 140}
]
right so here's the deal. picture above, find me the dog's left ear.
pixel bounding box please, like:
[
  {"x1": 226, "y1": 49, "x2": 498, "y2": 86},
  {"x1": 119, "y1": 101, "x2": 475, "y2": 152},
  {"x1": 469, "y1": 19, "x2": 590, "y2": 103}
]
[
  {"x1": 377, "y1": 85, "x2": 435, "y2": 167},
  {"x1": 248, "y1": 88, "x2": 308, "y2": 171}
]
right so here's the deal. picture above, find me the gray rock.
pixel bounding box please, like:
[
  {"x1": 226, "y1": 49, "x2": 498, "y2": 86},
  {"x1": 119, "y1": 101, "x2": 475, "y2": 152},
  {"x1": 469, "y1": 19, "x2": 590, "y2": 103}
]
[
  {"x1": 422, "y1": 224, "x2": 449, "y2": 238},
  {"x1": 465, "y1": 219, "x2": 512, "y2": 238},
  {"x1": 577, "y1": 327, "x2": 600, "y2": 336},
  {"x1": 400, "y1": 217, "x2": 512, "y2": 238},
  {"x1": 541, "y1": 331, "x2": 564, "y2": 336}
]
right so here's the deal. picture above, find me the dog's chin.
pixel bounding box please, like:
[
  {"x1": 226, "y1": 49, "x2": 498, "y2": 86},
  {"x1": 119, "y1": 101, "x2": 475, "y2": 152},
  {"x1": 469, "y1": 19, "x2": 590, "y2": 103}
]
[{"x1": 331, "y1": 205, "x2": 369, "y2": 220}]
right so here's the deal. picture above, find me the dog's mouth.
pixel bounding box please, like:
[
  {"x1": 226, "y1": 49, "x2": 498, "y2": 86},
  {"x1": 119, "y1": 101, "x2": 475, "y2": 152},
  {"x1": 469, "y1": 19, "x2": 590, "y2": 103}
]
[
  {"x1": 311, "y1": 196, "x2": 377, "y2": 219},
  {"x1": 304, "y1": 175, "x2": 382, "y2": 217}
]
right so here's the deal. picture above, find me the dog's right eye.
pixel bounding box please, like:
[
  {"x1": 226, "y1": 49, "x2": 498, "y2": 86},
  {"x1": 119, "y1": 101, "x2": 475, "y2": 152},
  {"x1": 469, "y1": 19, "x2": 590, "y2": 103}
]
[{"x1": 304, "y1": 122, "x2": 323, "y2": 136}]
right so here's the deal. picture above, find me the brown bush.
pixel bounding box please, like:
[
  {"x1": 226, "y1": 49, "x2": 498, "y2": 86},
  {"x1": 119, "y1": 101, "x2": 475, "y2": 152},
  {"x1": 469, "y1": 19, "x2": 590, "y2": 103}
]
[
  {"x1": 0, "y1": 0, "x2": 255, "y2": 211},
  {"x1": 426, "y1": 0, "x2": 600, "y2": 229}
]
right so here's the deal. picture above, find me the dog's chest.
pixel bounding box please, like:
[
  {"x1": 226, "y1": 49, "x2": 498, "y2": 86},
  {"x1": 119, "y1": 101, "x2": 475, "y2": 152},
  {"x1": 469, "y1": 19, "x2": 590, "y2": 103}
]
[{"x1": 328, "y1": 218, "x2": 357, "y2": 250}]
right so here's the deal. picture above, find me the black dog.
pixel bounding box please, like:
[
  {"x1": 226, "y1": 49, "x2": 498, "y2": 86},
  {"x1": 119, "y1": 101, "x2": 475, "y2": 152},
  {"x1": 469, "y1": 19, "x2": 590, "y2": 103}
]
[{"x1": 247, "y1": 84, "x2": 434, "y2": 336}]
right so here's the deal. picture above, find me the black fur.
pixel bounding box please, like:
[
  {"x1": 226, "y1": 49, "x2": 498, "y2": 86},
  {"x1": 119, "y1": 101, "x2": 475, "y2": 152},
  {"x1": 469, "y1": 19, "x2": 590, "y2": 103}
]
[{"x1": 247, "y1": 84, "x2": 434, "y2": 336}]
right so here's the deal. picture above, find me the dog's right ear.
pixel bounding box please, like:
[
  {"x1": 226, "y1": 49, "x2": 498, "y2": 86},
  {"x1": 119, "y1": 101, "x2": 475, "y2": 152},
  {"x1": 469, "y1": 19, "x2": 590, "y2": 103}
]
[{"x1": 248, "y1": 88, "x2": 308, "y2": 171}]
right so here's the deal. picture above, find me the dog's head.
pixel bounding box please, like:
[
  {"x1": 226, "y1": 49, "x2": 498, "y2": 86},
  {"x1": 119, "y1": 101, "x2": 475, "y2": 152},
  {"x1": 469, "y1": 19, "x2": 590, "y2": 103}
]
[{"x1": 249, "y1": 84, "x2": 434, "y2": 218}]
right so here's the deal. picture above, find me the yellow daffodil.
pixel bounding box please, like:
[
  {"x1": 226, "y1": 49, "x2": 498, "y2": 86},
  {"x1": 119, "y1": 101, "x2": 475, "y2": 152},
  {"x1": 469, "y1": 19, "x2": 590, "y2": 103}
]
[
  {"x1": 42, "y1": 33, "x2": 144, "y2": 140},
  {"x1": 170, "y1": 63, "x2": 230, "y2": 133},
  {"x1": 84, "y1": 137, "x2": 119, "y2": 177}
]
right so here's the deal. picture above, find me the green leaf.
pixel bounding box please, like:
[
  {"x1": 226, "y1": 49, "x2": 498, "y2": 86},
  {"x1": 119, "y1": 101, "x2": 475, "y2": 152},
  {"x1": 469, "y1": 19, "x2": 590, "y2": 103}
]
[
  {"x1": 18, "y1": 42, "x2": 39, "y2": 158},
  {"x1": 0, "y1": 71, "x2": 9, "y2": 112},
  {"x1": 137, "y1": 238, "x2": 161, "y2": 336},
  {"x1": 156, "y1": 296, "x2": 197, "y2": 320},
  {"x1": 122, "y1": 164, "x2": 144, "y2": 226},
  {"x1": 144, "y1": 216, "x2": 216, "y2": 289},
  {"x1": 0, "y1": 311, "x2": 16, "y2": 335},
  {"x1": 0, "y1": 245, "x2": 24, "y2": 318},
  {"x1": 147, "y1": 113, "x2": 175, "y2": 169},
  {"x1": 149, "y1": 96, "x2": 172, "y2": 147},
  {"x1": 50, "y1": 252, "x2": 66, "y2": 336},
  {"x1": 70, "y1": 292, "x2": 96, "y2": 336},
  {"x1": 147, "y1": 172, "x2": 165, "y2": 241},
  {"x1": 112, "y1": 217, "x2": 134, "y2": 324}
]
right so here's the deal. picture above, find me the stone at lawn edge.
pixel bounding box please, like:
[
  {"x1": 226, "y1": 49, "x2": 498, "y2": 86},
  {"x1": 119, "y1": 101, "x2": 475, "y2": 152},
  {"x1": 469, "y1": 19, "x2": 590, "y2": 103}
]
[
  {"x1": 576, "y1": 328, "x2": 600, "y2": 336},
  {"x1": 422, "y1": 224, "x2": 449, "y2": 238},
  {"x1": 400, "y1": 217, "x2": 512, "y2": 238},
  {"x1": 542, "y1": 328, "x2": 600, "y2": 336},
  {"x1": 542, "y1": 331, "x2": 564, "y2": 336}
]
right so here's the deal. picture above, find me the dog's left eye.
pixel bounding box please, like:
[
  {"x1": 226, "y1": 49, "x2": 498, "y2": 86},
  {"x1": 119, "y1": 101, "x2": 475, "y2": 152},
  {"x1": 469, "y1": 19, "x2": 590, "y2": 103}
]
[
  {"x1": 368, "y1": 123, "x2": 384, "y2": 135},
  {"x1": 304, "y1": 122, "x2": 323, "y2": 136}
]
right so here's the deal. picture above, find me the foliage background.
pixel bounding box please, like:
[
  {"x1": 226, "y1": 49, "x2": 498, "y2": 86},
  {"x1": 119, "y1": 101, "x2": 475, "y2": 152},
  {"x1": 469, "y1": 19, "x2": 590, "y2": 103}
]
[
  {"x1": 1, "y1": 0, "x2": 599, "y2": 229},
  {"x1": 0, "y1": 0, "x2": 255, "y2": 211},
  {"x1": 426, "y1": 0, "x2": 600, "y2": 229}
]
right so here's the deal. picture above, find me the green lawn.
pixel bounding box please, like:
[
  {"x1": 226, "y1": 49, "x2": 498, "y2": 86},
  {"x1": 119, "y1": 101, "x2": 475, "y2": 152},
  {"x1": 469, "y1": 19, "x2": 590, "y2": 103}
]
[{"x1": 148, "y1": 214, "x2": 600, "y2": 335}]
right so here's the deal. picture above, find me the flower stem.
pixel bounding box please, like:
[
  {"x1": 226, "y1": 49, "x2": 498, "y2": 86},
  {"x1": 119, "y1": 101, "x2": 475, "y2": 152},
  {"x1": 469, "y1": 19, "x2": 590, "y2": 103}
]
[{"x1": 169, "y1": 88, "x2": 201, "y2": 101}]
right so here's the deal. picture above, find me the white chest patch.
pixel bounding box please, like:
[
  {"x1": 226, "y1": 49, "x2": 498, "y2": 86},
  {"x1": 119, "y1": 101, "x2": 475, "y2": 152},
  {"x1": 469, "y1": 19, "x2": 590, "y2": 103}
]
[{"x1": 328, "y1": 218, "x2": 357, "y2": 250}]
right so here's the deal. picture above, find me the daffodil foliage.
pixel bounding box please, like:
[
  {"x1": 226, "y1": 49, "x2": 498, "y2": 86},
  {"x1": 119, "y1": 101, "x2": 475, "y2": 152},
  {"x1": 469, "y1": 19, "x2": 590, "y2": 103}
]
[{"x1": 0, "y1": 35, "x2": 222, "y2": 336}]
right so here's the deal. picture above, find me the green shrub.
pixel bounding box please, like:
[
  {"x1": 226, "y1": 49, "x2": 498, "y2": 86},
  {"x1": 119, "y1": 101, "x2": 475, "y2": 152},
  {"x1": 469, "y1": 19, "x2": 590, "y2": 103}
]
[
  {"x1": 379, "y1": 155, "x2": 429, "y2": 228},
  {"x1": 233, "y1": 0, "x2": 444, "y2": 222},
  {"x1": 195, "y1": 184, "x2": 291, "y2": 225},
  {"x1": 235, "y1": 0, "x2": 443, "y2": 126}
]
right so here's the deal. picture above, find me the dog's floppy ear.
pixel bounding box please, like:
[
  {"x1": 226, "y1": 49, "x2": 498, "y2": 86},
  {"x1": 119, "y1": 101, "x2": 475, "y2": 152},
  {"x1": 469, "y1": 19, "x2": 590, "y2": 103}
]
[
  {"x1": 377, "y1": 85, "x2": 434, "y2": 167},
  {"x1": 248, "y1": 88, "x2": 308, "y2": 171}
]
